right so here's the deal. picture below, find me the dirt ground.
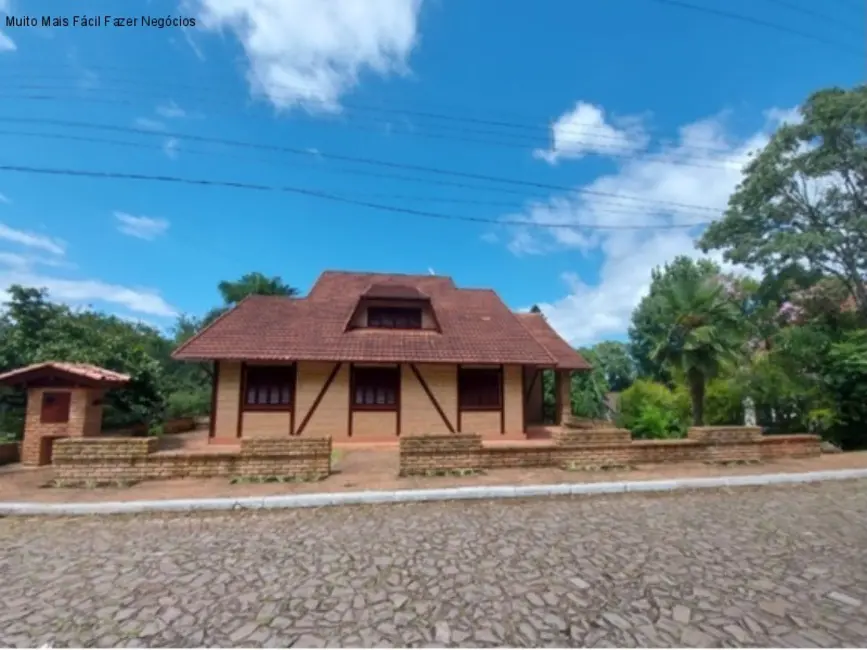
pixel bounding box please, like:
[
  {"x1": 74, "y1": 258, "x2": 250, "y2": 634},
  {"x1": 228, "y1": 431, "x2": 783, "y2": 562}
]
[{"x1": 1, "y1": 448, "x2": 866, "y2": 504}]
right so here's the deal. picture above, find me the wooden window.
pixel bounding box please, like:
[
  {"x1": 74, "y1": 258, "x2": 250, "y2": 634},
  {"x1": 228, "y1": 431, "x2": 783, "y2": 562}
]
[
  {"x1": 458, "y1": 367, "x2": 502, "y2": 410},
  {"x1": 40, "y1": 391, "x2": 71, "y2": 424},
  {"x1": 367, "y1": 307, "x2": 422, "y2": 329},
  {"x1": 352, "y1": 366, "x2": 400, "y2": 410},
  {"x1": 244, "y1": 365, "x2": 295, "y2": 410}
]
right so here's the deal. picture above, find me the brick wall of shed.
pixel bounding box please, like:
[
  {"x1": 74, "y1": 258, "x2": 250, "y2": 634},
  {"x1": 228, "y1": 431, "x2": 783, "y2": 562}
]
[{"x1": 21, "y1": 387, "x2": 103, "y2": 466}]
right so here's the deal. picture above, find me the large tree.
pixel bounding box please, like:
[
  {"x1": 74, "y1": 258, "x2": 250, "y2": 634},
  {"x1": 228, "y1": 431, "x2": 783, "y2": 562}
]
[
  {"x1": 648, "y1": 274, "x2": 745, "y2": 426},
  {"x1": 589, "y1": 341, "x2": 636, "y2": 392},
  {"x1": 699, "y1": 85, "x2": 867, "y2": 315}
]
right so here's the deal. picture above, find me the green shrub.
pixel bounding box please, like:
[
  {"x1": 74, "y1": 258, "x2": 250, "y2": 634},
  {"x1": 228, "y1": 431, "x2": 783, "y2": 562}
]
[
  {"x1": 630, "y1": 404, "x2": 682, "y2": 439},
  {"x1": 165, "y1": 388, "x2": 211, "y2": 419},
  {"x1": 617, "y1": 379, "x2": 688, "y2": 439},
  {"x1": 704, "y1": 378, "x2": 745, "y2": 425}
]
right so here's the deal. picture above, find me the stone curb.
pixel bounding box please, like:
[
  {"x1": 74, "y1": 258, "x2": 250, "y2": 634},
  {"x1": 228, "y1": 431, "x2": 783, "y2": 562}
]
[{"x1": 1, "y1": 467, "x2": 866, "y2": 517}]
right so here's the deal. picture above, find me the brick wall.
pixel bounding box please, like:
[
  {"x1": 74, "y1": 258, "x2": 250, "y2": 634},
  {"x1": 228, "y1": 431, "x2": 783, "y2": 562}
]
[
  {"x1": 22, "y1": 387, "x2": 102, "y2": 466},
  {"x1": 760, "y1": 434, "x2": 822, "y2": 459},
  {"x1": 554, "y1": 428, "x2": 632, "y2": 445},
  {"x1": 53, "y1": 436, "x2": 331, "y2": 483},
  {"x1": 0, "y1": 441, "x2": 20, "y2": 465},
  {"x1": 688, "y1": 426, "x2": 763, "y2": 443},
  {"x1": 398, "y1": 428, "x2": 822, "y2": 476}
]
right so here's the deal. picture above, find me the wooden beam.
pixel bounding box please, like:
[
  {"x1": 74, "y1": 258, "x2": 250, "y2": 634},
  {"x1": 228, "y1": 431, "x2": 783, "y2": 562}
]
[
  {"x1": 296, "y1": 362, "x2": 342, "y2": 436},
  {"x1": 289, "y1": 364, "x2": 296, "y2": 436},
  {"x1": 456, "y1": 365, "x2": 462, "y2": 433},
  {"x1": 347, "y1": 363, "x2": 354, "y2": 438},
  {"x1": 499, "y1": 364, "x2": 506, "y2": 435},
  {"x1": 236, "y1": 362, "x2": 246, "y2": 438},
  {"x1": 409, "y1": 363, "x2": 454, "y2": 433},
  {"x1": 395, "y1": 366, "x2": 402, "y2": 437},
  {"x1": 209, "y1": 360, "x2": 220, "y2": 438}
]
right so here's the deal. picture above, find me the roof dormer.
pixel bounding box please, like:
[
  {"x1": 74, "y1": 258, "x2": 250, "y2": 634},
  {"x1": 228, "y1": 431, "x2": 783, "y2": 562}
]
[{"x1": 345, "y1": 283, "x2": 441, "y2": 332}]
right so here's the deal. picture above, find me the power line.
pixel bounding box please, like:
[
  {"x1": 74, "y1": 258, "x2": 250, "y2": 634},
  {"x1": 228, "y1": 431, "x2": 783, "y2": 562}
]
[
  {"x1": 0, "y1": 128, "x2": 719, "y2": 218},
  {"x1": 0, "y1": 91, "x2": 750, "y2": 174},
  {"x1": 0, "y1": 163, "x2": 714, "y2": 231},
  {"x1": 760, "y1": 0, "x2": 865, "y2": 33},
  {"x1": 646, "y1": 0, "x2": 864, "y2": 53},
  {"x1": 0, "y1": 116, "x2": 725, "y2": 215},
  {"x1": 0, "y1": 78, "x2": 741, "y2": 155}
]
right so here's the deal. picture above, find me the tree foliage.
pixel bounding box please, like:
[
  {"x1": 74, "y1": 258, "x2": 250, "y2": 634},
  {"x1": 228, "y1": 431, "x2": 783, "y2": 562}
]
[
  {"x1": 0, "y1": 271, "x2": 298, "y2": 439},
  {"x1": 217, "y1": 272, "x2": 298, "y2": 305},
  {"x1": 699, "y1": 85, "x2": 867, "y2": 315},
  {"x1": 646, "y1": 270, "x2": 744, "y2": 425},
  {"x1": 617, "y1": 379, "x2": 690, "y2": 439},
  {"x1": 629, "y1": 256, "x2": 722, "y2": 382}
]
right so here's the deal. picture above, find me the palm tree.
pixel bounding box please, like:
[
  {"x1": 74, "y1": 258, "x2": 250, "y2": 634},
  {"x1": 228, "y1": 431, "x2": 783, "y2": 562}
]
[
  {"x1": 650, "y1": 274, "x2": 744, "y2": 425},
  {"x1": 217, "y1": 272, "x2": 298, "y2": 305}
]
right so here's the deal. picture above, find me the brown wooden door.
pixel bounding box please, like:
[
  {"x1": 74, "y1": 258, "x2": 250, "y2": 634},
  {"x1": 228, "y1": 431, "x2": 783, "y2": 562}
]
[{"x1": 40, "y1": 391, "x2": 71, "y2": 424}]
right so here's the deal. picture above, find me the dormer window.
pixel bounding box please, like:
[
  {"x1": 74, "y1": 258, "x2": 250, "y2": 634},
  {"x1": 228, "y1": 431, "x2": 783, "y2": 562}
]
[{"x1": 368, "y1": 307, "x2": 422, "y2": 329}]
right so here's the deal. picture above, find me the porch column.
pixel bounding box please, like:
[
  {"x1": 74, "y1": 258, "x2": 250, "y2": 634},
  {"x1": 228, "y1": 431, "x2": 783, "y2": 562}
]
[{"x1": 558, "y1": 369, "x2": 572, "y2": 425}]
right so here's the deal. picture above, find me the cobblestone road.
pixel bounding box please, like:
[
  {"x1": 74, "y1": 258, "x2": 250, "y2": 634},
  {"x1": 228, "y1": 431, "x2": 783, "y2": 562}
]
[{"x1": 1, "y1": 481, "x2": 866, "y2": 648}]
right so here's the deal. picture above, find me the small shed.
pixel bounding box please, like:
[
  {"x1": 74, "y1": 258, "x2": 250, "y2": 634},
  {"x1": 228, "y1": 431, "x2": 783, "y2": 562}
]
[{"x1": 0, "y1": 362, "x2": 130, "y2": 466}]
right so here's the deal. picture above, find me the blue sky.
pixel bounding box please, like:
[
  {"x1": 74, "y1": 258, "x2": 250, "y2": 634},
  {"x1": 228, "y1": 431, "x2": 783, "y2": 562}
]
[{"x1": 0, "y1": 0, "x2": 863, "y2": 345}]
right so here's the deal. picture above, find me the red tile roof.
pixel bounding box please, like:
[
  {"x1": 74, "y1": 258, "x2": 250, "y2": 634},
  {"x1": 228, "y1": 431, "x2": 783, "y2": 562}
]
[
  {"x1": 362, "y1": 283, "x2": 429, "y2": 300},
  {"x1": 173, "y1": 271, "x2": 588, "y2": 369},
  {"x1": 514, "y1": 313, "x2": 592, "y2": 370},
  {"x1": 0, "y1": 362, "x2": 131, "y2": 386}
]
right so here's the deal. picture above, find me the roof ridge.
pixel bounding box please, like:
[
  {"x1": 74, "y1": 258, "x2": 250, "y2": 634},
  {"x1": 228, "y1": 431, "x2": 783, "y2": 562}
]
[{"x1": 321, "y1": 269, "x2": 452, "y2": 278}]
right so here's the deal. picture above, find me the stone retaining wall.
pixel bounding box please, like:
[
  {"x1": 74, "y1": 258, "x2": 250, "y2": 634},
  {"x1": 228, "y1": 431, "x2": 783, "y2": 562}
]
[
  {"x1": 53, "y1": 437, "x2": 332, "y2": 483},
  {"x1": 0, "y1": 441, "x2": 20, "y2": 465},
  {"x1": 398, "y1": 427, "x2": 821, "y2": 476}
]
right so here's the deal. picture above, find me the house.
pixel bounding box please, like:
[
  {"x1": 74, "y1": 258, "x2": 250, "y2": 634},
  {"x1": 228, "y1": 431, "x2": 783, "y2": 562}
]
[{"x1": 172, "y1": 271, "x2": 590, "y2": 443}]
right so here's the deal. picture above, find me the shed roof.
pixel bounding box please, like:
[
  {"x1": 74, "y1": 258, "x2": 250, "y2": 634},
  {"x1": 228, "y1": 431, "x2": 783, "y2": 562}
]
[{"x1": 0, "y1": 362, "x2": 131, "y2": 387}]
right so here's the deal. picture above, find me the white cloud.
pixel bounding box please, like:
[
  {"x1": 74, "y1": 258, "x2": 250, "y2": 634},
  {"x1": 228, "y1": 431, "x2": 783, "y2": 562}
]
[
  {"x1": 156, "y1": 101, "x2": 187, "y2": 119},
  {"x1": 189, "y1": 0, "x2": 423, "y2": 112},
  {"x1": 0, "y1": 0, "x2": 14, "y2": 52},
  {"x1": 133, "y1": 117, "x2": 166, "y2": 131},
  {"x1": 765, "y1": 106, "x2": 802, "y2": 127},
  {"x1": 508, "y1": 107, "x2": 782, "y2": 346},
  {"x1": 0, "y1": 253, "x2": 176, "y2": 317},
  {"x1": 0, "y1": 222, "x2": 65, "y2": 255},
  {"x1": 114, "y1": 212, "x2": 170, "y2": 240},
  {"x1": 534, "y1": 102, "x2": 648, "y2": 164},
  {"x1": 0, "y1": 31, "x2": 14, "y2": 52}
]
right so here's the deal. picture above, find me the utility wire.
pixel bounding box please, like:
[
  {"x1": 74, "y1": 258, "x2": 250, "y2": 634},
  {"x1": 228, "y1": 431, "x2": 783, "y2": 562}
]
[
  {"x1": 646, "y1": 0, "x2": 864, "y2": 53},
  {"x1": 0, "y1": 91, "x2": 749, "y2": 173},
  {"x1": 0, "y1": 164, "x2": 714, "y2": 231},
  {"x1": 0, "y1": 128, "x2": 716, "y2": 218},
  {"x1": 0, "y1": 116, "x2": 725, "y2": 215},
  {"x1": 760, "y1": 0, "x2": 865, "y2": 33},
  {"x1": 0, "y1": 78, "x2": 740, "y2": 155}
]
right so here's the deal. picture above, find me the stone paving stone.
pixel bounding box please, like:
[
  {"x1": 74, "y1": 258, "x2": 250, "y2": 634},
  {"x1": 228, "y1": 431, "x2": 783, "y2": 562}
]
[{"x1": 0, "y1": 480, "x2": 866, "y2": 647}]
